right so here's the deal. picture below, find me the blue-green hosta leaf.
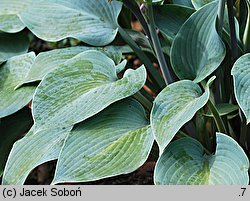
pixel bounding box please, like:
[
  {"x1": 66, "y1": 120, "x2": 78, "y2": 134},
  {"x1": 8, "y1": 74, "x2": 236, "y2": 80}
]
[
  {"x1": 0, "y1": 15, "x2": 25, "y2": 33},
  {"x1": 19, "y1": 0, "x2": 122, "y2": 46},
  {"x1": 149, "y1": 0, "x2": 164, "y2": 4},
  {"x1": 33, "y1": 50, "x2": 146, "y2": 130},
  {"x1": 191, "y1": 0, "x2": 214, "y2": 9},
  {"x1": 170, "y1": 1, "x2": 226, "y2": 83},
  {"x1": 0, "y1": 53, "x2": 36, "y2": 118},
  {"x1": 204, "y1": 103, "x2": 239, "y2": 117},
  {"x1": 231, "y1": 53, "x2": 250, "y2": 124},
  {"x1": 190, "y1": 1, "x2": 241, "y2": 47},
  {"x1": 52, "y1": 99, "x2": 154, "y2": 184},
  {"x1": 0, "y1": 107, "x2": 33, "y2": 176},
  {"x1": 151, "y1": 77, "x2": 214, "y2": 153},
  {"x1": 0, "y1": 0, "x2": 31, "y2": 33},
  {"x1": 243, "y1": 0, "x2": 250, "y2": 51},
  {"x1": 0, "y1": 32, "x2": 29, "y2": 64},
  {"x1": 172, "y1": 0, "x2": 193, "y2": 8},
  {"x1": 21, "y1": 46, "x2": 124, "y2": 84},
  {"x1": 115, "y1": 60, "x2": 127, "y2": 74},
  {"x1": 2, "y1": 126, "x2": 73, "y2": 185},
  {"x1": 154, "y1": 5, "x2": 195, "y2": 41},
  {"x1": 154, "y1": 133, "x2": 249, "y2": 185}
]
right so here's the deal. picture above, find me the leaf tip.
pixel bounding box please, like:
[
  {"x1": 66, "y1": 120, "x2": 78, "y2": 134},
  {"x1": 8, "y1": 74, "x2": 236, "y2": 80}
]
[{"x1": 206, "y1": 76, "x2": 216, "y2": 87}]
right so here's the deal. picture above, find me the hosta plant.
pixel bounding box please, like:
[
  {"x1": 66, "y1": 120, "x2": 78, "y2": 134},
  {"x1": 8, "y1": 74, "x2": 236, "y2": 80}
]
[{"x1": 0, "y1": 0, "x2": 250, "y2": 185}]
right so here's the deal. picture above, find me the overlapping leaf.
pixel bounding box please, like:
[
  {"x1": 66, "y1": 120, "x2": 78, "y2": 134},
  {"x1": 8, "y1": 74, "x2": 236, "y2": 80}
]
[
  {"x1": 0, "y1": 0, "x2": 31, "y2": 33},
  {"x1": 231, "y1": 53, "x2": 250, "y2": 124},
  {"x1": 170, "y1": 1, "x2": 225, "y2": 83},
  {"x1": 21, "y1": 46, "x2": 124, "y2": 84},
  {"x1": 0, "y1": 53, "x2": 36, "y2": 118},
  {"x1": 154, "y1": 133, "x2": 249, "y2": 184},
  {"x1": 53, "y1": 99, "x2": 153, "y2": 184},
  {"x1": 2, "y1": 126, "x2": 72, "y2": 185},
  {"x1": 204, "y1": 103, "x2": 239, "y2": 117},
  {"x1": 32, "y1": 50, "x2": 146, "y2": 129},
  {"x1": 0, "y1": 15, "x2": 25, "y2": 33},
  {"x1": 191, "y1": 0, "x2": 214, "y2": 10},
  {"x1": 151, "y1": 77, "x2": 214, "y2": 153},
  {"x1": 172, "y1": 0, "x2": 193, "y2": 7},
  {"x1": 0, "y1": 107, "x2": 33, "y2": 176},
  {"x1": 154, "y1": 5, "x2": 195, "y2": 41},
  {"x1": 0, "y1": 32, "x2": 29, "y2": 64},
  {"x1": 19, "y1": 0, "x2": 122, "y2": 46}
]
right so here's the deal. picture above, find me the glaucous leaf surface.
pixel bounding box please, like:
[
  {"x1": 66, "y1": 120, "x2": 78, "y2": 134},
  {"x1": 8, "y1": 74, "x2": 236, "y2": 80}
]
[
  {"x1": 0, "y1": 15, "x2": 25, "y2": 33},
  {"x1": 53, "y1": 99, "x2": 154, "y2": 184},
  {"x1": 170, "y1": 1, "x2": 225, "y2": 83},
  {"x1": 0, "y1": 0, "x2": 31, "y2": 33},
  {"x1": 148, "y1": 0, "x2": 164, "y2": 4},
  {"x1": 243, "y1": 0, "x2": 250, "y2": 51},
  {"x1": 204, "y1": 103, "x2": 239, "y2": 117},
  {"x1": 154, "y1": 133, "x2": 249, "y2": 185},
  {"x1": 154, "y1": 5, "x2": 195, "y2": 41},
  {"x1": 191, "y1": 0, "x2": 214, "y2": 9},
  {"x1": 231, "y1": 53, "x2": 250, "y2": 124},
  {"x1": 19, "y1": 0, "x2": 122, "y2": 46},
  {"x1": 32, "y1": 50, "x2": 147, "y2": 129},
  {"x1": 0, "y1": 53, "x2": 36, "y2": 118},
  {"x1": 2, "y1": 126, "x2": 72, "y2": 185},
  {"x1": 0, "y1": 107, "x2": 33, "y2": 176},
  {"x1": 172, "y1": 0, "x2": 193, "y2": 7},
  {"x1": 151, "y1": 77, "x2": 214, "y2": 153},
  {"x1": 0, "y1": 32, "x2": 29, "y2": 64},
  {"x1": 21, "y1": 46, "x2": 124, "y2": 84}
]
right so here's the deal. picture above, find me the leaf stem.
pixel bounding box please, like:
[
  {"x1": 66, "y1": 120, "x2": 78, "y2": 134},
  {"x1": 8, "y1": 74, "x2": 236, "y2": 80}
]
[
  {"x1": 133, "y1": 91, "x2": 153, "y2": 111},
  {"x1": 243, "y1": 2, "x2": 250, "y2": 52},
  {"x1": 207, "y1": 99, "x2": 228, "y2": 134},
  {"x1": 145, "y1": 3, "x2": 173, "y2": 85},
  {"x1": 140, "y1": 86, "x2": 154, "y2": 102},
  {"x1": 122, "y1": 0, "x2": 152, "y2": 43},
  {"x1": 240, "y1": 111, "x2": 248, "y2": 148},
  {"x1": 118, "y1": 26, "x2": 165, "y2": 88},
  {"x1": 217, "y1": 0, "x2": 226, "y2": 36},
  {"x1": 227, "y1": 0, "x2": 238, "y2": 61},
  {"x1": 201, "y1": 81, "x2": 228, "y2": 135}
]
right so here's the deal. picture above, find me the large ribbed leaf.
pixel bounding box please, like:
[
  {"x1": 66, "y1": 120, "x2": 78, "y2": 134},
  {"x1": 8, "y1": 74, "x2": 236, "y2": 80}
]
[
  {"x1": 172, "y1": 0, "x2": 193, "y2": 7},
  {"x1": 0, "y1": 53, "x2": 36, "y2": 118},
  {"x1": 18, "y1": 0, "x2": 122, "y2": 46},
  {"x1": 191, "y1": 1, "x2": 241, "y2": 47},
  {"x1": 21, "y1": 46, "x2": 123, "y2": 84},
  {"x1": 151, "y1": 77, "x2": 214, "y2": 153},
  {"x1": 0, "y1": 15, "x2": 25, "y2": 33},
  {"x1": 32, "y1": 50, "x2": 146, "y2": 129},
  {"x1": 154, "y1": 133, "x2": 249, "y2": 185},
  {"x1": 0, "y1": 32, "x2": 29, "y2": 64},
  {"x1": 191, "y1": 0, "x2": 214, "y2": 9},
  {"x1": 52, "y1": 99, "x2": 154, "y2": 184},
  {"x1": 204, "y1": 103, "x2": 239, "y2": 117},
  {"x1": 231, "y1": 53, "x2": 250, "y2": 124},
  {"x1": 0, "y1": 0, "x2": 31, "y2": 33},
  {"x1": 154, "y1": 5, "x2": 195, "y2": 41},
  {"x1": 2, "y1": 126, "x2": 72, "y2": 185},
  {"x1": 0, "y1": 107, "x2": 33, "y2": 176},
  {"x1": 170, "y1": 1, "x2": 225, "y2": 83}
]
